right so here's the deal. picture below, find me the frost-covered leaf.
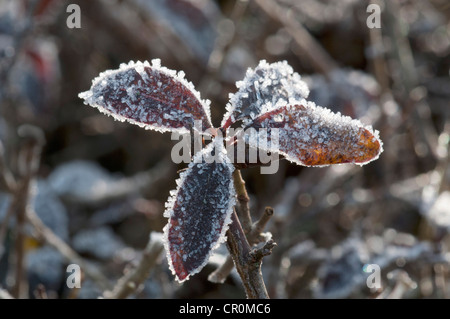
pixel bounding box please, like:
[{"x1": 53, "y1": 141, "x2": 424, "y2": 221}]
[
  {"x1": 163, "y1": 139, "x2": 235, "y2": 282},
  {"x1": 79, "y1": 59, "x2": 212, "y2": 134},
  {"x1": 221, "y1": 60, "x2": 309, "y2": 129},
  {"x1": 244, "y1": 103, "x2": 383, "y2": 166}
]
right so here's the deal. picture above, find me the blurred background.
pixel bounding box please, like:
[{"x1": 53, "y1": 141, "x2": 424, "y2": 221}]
[{"x1": 0, "y1": 0, "x2": 449, "y2": 299}]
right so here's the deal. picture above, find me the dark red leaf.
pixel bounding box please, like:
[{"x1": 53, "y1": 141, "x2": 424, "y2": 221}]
[
  {"x1": 163, "y1": 140, "x2": 235, "y2": 282},
  {"x1": 79, "y1": 59, "x2": 213, "y2": 134}
]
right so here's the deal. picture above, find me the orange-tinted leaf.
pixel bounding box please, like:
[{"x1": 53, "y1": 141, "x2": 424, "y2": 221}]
[{"x1": 244, "y1": 103, "x2": 383, "y2": 166}]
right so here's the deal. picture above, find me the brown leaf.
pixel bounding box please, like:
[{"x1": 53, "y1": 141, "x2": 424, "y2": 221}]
[{"x1": 244, "y1": 103, "x2": 383, "y2": 166}]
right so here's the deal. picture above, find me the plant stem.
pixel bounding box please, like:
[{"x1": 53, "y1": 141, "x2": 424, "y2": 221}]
[
  {"x1": 11, "y1": 179, "x2": 29, "y2": 298},
  {"x1": 208, "y1": 257, "x2": 235, "y2": 284},
  {"x1": 209, "y1": 206, "x2": 274, "y2": 283},
  {"x1": 222, "y1": 169, "x2": 275, "y2": 297},
  {"x1": 226, "y1": 210, "x2": 276, "y2": 299},
  {"x1": 232, "y1": 170, "x2": 252, "y2": 234}
]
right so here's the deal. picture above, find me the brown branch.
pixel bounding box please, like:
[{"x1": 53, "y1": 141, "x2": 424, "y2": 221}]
[
  {"x1": 226, "y1": 209, "x2": 274, "y2": 299},
  {"x1": 11, "y1": 125, "x2": 45, "y2": 298},
  {"x1": 0, "y1": 141, "x2": 16, "y2": 193},
  {"x1": 103, "y1": 233, "x2": 164, "y2": 299},
  {"x1": 252, "y1": 206, "x2": 273, "y2": 236},
  {"x1": 208, "y1": 257, "x2": 235, "y2": 284},
  {"x1": 11, "y1": 178, "x2": 31, "y2": 298},
  {"x1": 232, "y1": 169, "x2": 252, "y2": 234},
  {"x1": 0, "y1": 199, "x2": 15, "y2": 261},
  {"x1": 254, "y1": 0, "x2": 338, "y2": 76},
  {"x1": 250, "y1": 239, "x2": 276, "y2": 261},
  {"x1": 209, "y1": 203, "x2": 274, "y2": 284}
]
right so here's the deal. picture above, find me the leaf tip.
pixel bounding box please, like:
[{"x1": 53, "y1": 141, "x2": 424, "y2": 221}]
[{"x1": 354, "y1": 127, "x2": 383, "y2": 165}]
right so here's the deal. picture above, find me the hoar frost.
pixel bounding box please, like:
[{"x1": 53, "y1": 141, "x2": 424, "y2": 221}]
[
  {"x1": 163, "y1": 140, "x2": 236, "y2": 282},
  {"x1": 79, "y1": 58, "x2": 383, "y2": 283},
  {"x1": 245, "y1": 102, "x2": 383, "y2": 166},
  {"x1": 221, "y1": 60, "x2": 310, "y2": 129},
  {"x1": 79, "y1": 59, "x2": 212, "y2": 134}
]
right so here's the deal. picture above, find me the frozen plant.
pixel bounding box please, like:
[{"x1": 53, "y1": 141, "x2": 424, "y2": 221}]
[{"x1": 79, "y1": 59, "x2": 383, "y2": 297}]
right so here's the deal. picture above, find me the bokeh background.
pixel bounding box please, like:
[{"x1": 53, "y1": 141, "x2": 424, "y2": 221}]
[{"x1": 0, "y1": 0, "x2": 449, "y2": 299}]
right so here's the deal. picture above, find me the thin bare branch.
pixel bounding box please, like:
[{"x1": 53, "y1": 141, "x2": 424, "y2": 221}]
[
  {"x1": 0, "y1": 141, "x2": 16, "y2": 192},
  {"x1": 11, "y1": 125, "x2": 45, "y2": 298},
  {"x1": 209, "y1": 206, "x2": 274, "y2": 284},
  {"x1": 208, "y1": 257, "x2": 235, "y2": 284},
  {"x1": 232, "y1": 169, "x2": 252, "y2": 234},
  {"x1": 103, "y1": 233, "x2": 164, "y2": 299},
  {"x1": 250, "y1": 239, "x2": 276, "y2": 261},
  {"x1": 252, "y1": 206, "x2": 274, "y2": 236},
  {"x1": 226, "y1": 209, "x2": 272, "y2": 299}
]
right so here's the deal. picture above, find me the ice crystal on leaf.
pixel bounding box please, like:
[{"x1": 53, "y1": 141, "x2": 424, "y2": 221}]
[
  {"x1": 244, "y1": 103, "x2": 383, "y2": 166},
  {"x1": 221, "y1": 60, "x2": 310, "y2": 129},
  {"x1": 79, "y1": 59, "x2": 212, "y2": 134},
  {"x1": 163, "y1": 140, "x2": 235, "y2": 282}
]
